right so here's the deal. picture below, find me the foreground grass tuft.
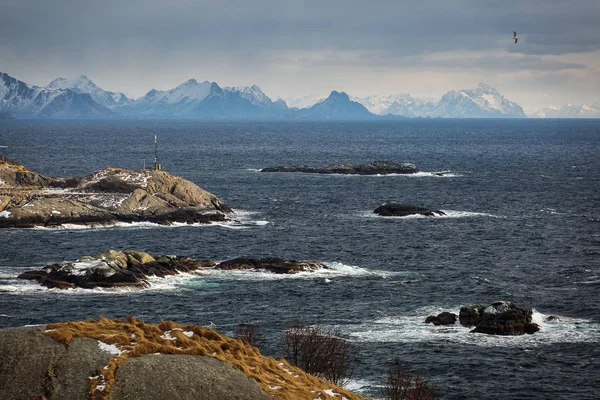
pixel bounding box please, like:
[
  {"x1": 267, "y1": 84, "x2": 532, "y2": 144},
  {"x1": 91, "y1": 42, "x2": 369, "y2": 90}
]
[{"x1": 45, "y1": 316, "x2": 366, "y2": 400}]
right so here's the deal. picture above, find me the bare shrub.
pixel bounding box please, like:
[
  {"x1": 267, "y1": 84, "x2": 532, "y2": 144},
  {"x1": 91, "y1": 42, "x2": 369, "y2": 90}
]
[
  {"x1": 282, "y1": 322, "x2": 353, "y2": 386},
  {"x1": 382, "y1": 360, "x2": 437, "y2": 400},
  {"x1": 235, "y1": 324, "x2": 265, "y2": 349}
]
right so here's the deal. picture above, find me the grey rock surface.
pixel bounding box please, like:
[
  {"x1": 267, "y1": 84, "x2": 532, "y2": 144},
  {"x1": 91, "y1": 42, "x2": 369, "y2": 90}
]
[
  {"x1": 0, "y1": 325, "x2": 112, "y2": 400},
  {"x1": 111, "y1": 354, "x2": 273, "y2": 400}
]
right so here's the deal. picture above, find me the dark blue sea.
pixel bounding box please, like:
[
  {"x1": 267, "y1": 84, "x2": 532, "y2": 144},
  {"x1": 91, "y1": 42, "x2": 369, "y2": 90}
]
[{"x1": 1, "y1": 119, "x2": 599, "y2": 399}]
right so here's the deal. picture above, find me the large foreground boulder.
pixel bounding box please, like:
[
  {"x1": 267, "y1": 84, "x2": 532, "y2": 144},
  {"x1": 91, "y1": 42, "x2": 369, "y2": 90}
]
[
  {"x1": 0, "y1": 159, "x2": 232, "y2": 228},
  {"x1": 459, "y1": 301, "x2": 540, "y2": 335},
  {"x1": 374, "y1": 202, "x2": 445, "y2": 217},
  {"x1": 261, "y1": 160, "x2": 418, "y2": 175}
]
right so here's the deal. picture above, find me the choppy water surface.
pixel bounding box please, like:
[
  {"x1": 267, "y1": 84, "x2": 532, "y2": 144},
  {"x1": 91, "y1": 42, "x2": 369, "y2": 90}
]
[{"x1": 1, "y1": 119, "x2": 599, "y2": 399}]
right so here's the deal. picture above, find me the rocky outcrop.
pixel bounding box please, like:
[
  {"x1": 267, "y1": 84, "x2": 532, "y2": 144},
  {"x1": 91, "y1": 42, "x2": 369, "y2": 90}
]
[
  {"x1": 0, "y1": 159, "x2": 232, "y2": 228},
  {"x1": 18, "y1": 250, "x2": 215, "y2": 289},
  {"x1": 459, "y1": 301, "x2": 540, "y2": 335},
  {"x1": 17, "y1": 250, "x2": 330, "y2": 289},
  {"x1": 0, "y1": 318, "x2": 364, "y2": 400},
  {"x1": 374, "y1": 202, "x2": 445, "y2": 217},
  {"x1": 425, "y1": 312, "x2": 457, "y2": 325},
  {"x1": 261, "y1": 160, "x2": 418, "y2": 175},
  {"x1": 215, "y1": 257, "x2": 326, "y2": 274}
]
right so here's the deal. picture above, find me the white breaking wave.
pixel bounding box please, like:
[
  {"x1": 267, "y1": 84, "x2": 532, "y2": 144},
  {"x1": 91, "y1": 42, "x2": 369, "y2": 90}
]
[
  {"x1": 27, "y1": 210, "x2": 270, "y2": 231},
  {"x1": 252, "y1": 169, "x2": 463, "y2": 177},
  {"x1": 192, "y1": 261, "x2": 396, "y2": 281},
  {"x1": 344, "y1": 306, "x2": 600, "y2": 348}
]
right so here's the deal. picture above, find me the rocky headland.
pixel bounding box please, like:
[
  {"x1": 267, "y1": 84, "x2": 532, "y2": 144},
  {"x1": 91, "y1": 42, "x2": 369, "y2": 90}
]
[
  {"x1": 261, "y1": 160, "x2": 418, "y2": 175},
  {"x1": 0, "y1": 317, "x2": 363, "y2": 400},
  {"x1": 17, "y1": 250, "x2": 330, "y2": 289},
  {"x1": 374, "y1": 202, "x2": 445, "y2": 217},
  {"x1": 0, "y1": 158, "x2": 232, "y2": 228}
]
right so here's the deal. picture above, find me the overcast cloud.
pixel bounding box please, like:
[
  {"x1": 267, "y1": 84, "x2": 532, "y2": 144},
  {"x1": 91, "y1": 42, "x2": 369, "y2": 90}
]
[{"x1": 1, "y1": 0, "x2": 598, "y2": 111}]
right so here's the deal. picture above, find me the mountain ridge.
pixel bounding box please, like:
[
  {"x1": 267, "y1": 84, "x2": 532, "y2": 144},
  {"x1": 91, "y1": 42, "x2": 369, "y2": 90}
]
[{"x1": 0, "y1": 72, "x2": 548, "y2": 119}]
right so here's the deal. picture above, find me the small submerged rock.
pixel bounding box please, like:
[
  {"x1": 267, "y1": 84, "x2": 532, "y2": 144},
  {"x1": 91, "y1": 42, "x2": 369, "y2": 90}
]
[
  {"x1": 261, "y1": 160, "x2": 418, "y2": 175},
  {"x1": 425, "y1": 312, "x2": 457, "y2": 325},
  {"x1": 459, "y1": 301, "x2": 540, "y2": 335},
  {"x1": 215, "y1": 257, "x2": 326, "y2": 274},
  {"x1": 17, "y1": 251, "x2": 330, "y2": 290},
  {"x1": 374, "y1": 202, "x2": 445, "y2": 217}
]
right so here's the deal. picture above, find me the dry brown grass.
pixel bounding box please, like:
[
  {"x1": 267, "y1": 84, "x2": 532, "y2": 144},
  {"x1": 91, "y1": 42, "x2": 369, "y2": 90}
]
[
  {"x1": 0, "y1": 157, "x2": 27, "y2": 171},
  {"x1": 45, "y1": 317, "x2": 367, "y2": 400}
]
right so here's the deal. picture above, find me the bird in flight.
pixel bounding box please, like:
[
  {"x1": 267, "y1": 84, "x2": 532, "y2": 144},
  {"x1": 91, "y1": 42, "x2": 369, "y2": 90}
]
[{"x1": 512, "y1": 31, "x2": 519, "y2": 44}]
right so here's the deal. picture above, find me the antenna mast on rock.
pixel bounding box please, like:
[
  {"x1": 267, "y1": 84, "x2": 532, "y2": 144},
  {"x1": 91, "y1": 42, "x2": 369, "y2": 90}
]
[{"x1": 154, "y1": 135, "x2": 161, "y2": 171}]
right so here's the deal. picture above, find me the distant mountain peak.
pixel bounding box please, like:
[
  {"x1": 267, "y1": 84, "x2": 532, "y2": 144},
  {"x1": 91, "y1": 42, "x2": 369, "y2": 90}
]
[{"x1": 47, "y1": 74, "x2": 131, "y2": 108}]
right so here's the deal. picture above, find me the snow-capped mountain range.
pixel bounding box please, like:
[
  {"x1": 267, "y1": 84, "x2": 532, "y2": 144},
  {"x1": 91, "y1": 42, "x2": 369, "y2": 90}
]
[
  {"x1": 531, "y1": 104, "x2": 600, "y2": 118},
  {"x1": 1, "y1": 71, "x2": 593, "y2": 119}
]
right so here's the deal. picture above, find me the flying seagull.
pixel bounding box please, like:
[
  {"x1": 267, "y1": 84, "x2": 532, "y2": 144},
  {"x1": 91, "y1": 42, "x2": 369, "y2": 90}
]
[{"x1": 512, "y1": 31, "x2": 518, "y2": 44}]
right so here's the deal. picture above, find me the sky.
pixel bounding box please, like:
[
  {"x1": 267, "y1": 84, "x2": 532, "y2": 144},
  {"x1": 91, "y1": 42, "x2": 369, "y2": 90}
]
[{"x1": 1, "y1": 0, "x2": 599, "y2": 112}]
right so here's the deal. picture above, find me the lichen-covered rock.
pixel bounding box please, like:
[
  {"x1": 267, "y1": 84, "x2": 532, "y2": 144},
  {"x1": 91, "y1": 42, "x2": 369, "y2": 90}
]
[
  {"x1": 460, "y1": 301, "x2": 540, "y2": 335},
  {"x1": 374, "y1": 202, "x2": 445, "y2": 217},
  {"x1": 0, "y1": 160, "x2": 232, "y2": 228},
  {"x1": 17, "y1": 250, "x2": 214, "y2": 289},
  {"x1": 261, "y1": 160, "x2": 418, "y2": 175}
]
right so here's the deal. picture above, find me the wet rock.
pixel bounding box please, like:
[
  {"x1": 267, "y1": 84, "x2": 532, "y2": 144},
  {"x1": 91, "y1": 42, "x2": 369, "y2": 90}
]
[
  {"x1": 460, "y1": 301, "x2": 540, "y2": 335},
  {"x1": 425, "y1": 312, "x2": 457, "y2": 325},
  {"x1": 374, "y1": 202, "x2": 445, "y2": 217},
  {"x1": 261, "y1": 160, "x2": 418, "y2": 175},
  {"x1": 215, "y1": 257, "x2": 327, "y2": 274},
  {"x1": 17, "y1": 250, "x2": 214, "y2": 290}
]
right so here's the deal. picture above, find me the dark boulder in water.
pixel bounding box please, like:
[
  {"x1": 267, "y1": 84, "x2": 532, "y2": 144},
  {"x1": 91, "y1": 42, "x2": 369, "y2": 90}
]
[
  {"x1": 261, "y1": 160, "x2": 418, "y2": 175},
  {"x1": 460, "y1": 301, "x2": 540, "y2": 335},
  {"x1": 425, "y1": 312, "x2": 457, "y2": 325},
  {"x1": 374, "y1": 202, "x2": 445, "y2": 217}
]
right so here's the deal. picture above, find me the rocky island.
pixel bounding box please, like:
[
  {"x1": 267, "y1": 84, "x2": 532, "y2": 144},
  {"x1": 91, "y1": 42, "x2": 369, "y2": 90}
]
[
  {"x1": 17, "y1": 250, "x2": 330, "y2": 289},
  {"x1": 261, "y1": 160, "x2": 418, "y2": 175},
  {"x1": 424, "y1": 301, "x2": 540, "y2": 335},
  {"x1": 0, "y1": 158, "x2": 232, "y2": 228},
  {"x1": 374, "y1": 202, "x2": 445, "y2": 217}
]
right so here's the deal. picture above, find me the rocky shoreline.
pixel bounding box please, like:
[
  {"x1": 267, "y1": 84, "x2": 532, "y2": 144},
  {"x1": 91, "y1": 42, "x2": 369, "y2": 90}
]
[
  {"x1": 0, "y1": 158, "x2": 232, "y2": 228},
  {"x1": 17, "y1": 250, "x2": 330, "y2": 289},
  {"x1": 261, "y1": 160, "x2": 418, "y2": 175}
]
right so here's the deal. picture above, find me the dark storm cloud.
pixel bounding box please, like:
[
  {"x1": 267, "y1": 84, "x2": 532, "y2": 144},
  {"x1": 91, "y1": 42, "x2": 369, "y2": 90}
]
[{"x1": 1, "y1": 0, "x2": 598, "y2": 62}]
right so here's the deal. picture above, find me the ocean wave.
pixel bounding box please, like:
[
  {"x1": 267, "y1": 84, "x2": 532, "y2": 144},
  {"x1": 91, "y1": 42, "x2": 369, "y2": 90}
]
[
  {"x1": 26, "y1": 210, "x2": 270, "y2": 231},
  {"x1": 252, "y1": 169, "x2": 463, "y2": 178},
  {"x1": 344, "y1": 307, "x2": 600, "y2": 347},
  {"x1": 192, "y1": 261, "x2": 396, "y2": 281}
]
